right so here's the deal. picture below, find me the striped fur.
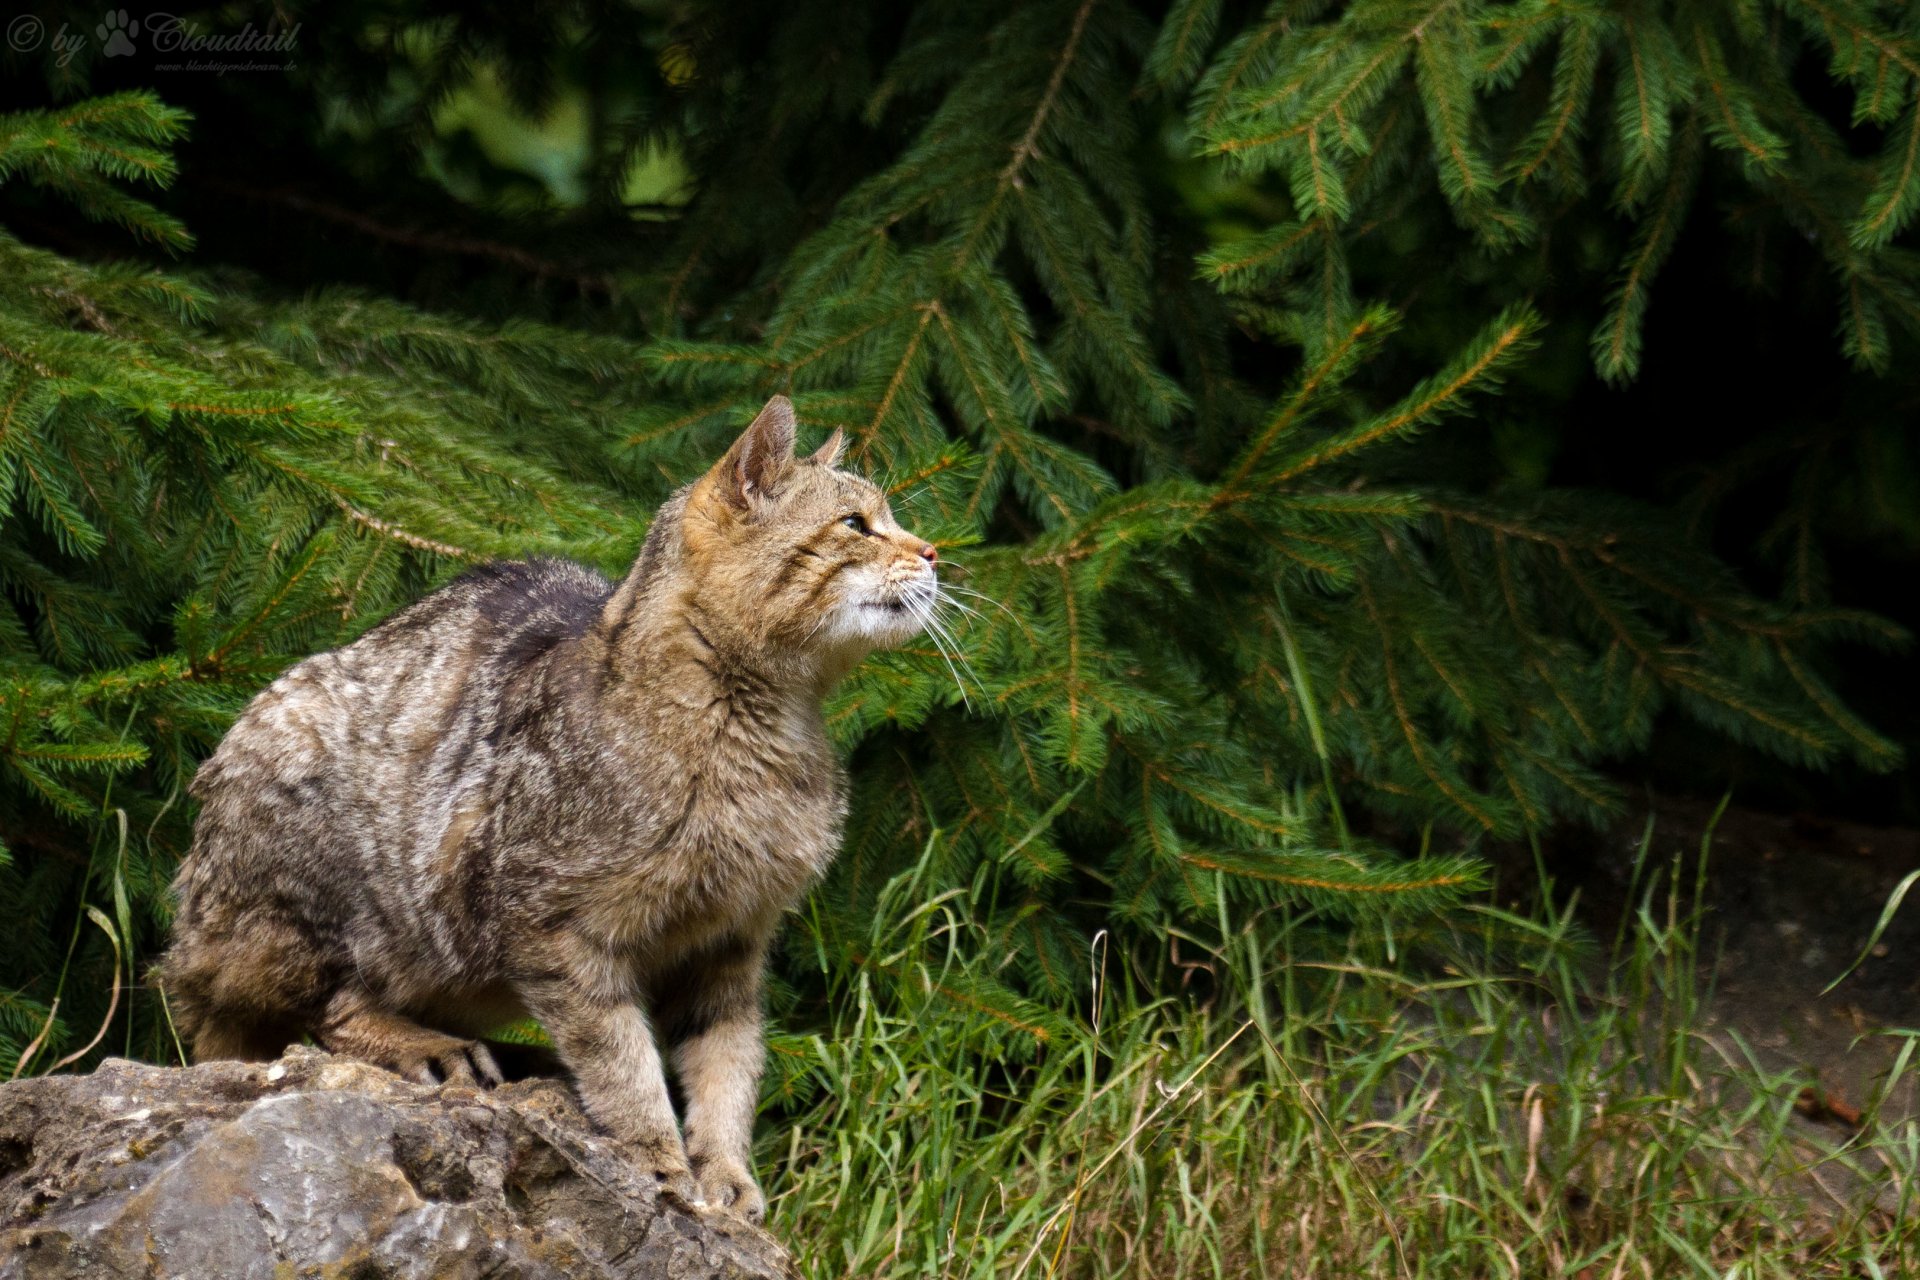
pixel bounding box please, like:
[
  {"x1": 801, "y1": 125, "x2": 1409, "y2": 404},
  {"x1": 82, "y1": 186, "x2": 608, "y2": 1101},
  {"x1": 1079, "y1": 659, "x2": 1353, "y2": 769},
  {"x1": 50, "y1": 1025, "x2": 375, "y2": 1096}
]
[{"x1": 158, "y1": 398, "x2": 937, "y2": 1221}]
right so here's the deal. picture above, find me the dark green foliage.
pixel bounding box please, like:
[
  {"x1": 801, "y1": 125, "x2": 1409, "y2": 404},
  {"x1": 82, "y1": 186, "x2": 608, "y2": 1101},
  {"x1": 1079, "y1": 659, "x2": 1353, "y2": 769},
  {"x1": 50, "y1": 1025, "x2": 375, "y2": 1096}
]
[
  {"x1": 0, "y1": 0, "x2": 1911, "y2": 1069},
  {"x1": 0, "y1": 95, "x2": 644, "y2": 1064},
  {"x1": 1190, "y1": 0, "x2": 1920, "y2": 380}
]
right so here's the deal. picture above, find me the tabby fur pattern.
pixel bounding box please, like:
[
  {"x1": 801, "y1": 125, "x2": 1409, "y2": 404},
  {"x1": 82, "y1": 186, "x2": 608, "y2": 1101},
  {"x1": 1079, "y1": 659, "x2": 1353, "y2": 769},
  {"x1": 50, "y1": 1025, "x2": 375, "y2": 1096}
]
[{"x1": 159, "y1": 398, "x2": 940, "y2": 1222}]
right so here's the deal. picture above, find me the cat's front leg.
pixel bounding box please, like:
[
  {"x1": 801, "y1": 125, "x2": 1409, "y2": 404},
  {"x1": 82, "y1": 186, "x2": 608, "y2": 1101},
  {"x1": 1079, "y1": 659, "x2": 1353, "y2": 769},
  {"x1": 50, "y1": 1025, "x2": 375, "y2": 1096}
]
[
  {"x1": 662, "y1": 936, "x2": 769, "y2": 1223},
  {"x1": 520, "y1": 966, "x2": 699, "y2": 1204}
]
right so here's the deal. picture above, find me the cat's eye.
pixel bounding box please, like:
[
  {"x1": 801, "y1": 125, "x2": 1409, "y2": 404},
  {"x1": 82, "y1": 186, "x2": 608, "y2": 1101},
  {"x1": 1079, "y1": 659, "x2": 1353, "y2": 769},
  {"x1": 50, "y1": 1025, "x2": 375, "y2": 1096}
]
[{"x1": 841, "y1": 514, "x2": 869, "y2": 534}]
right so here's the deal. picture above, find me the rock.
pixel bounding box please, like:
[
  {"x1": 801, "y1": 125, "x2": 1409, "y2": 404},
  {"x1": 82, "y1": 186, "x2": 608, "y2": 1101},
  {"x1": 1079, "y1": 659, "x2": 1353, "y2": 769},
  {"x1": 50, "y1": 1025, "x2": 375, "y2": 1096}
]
[{"x1": 0, "y1": 1047, "x2": 794, "y2": 1280}]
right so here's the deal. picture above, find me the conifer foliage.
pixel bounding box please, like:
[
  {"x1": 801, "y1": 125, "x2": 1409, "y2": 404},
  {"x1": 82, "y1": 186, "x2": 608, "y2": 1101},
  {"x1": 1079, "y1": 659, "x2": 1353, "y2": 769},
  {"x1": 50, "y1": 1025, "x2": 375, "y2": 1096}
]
[
  {"x1": 0, "y1": 1, "x2": 1911, "y2": 1066},
  {"x1": 1188, "y1": 0, "x2": 1920, "y2": 378},
  {"x1": 0, "y1": 98, "x2": 644, "y2": 1065}
]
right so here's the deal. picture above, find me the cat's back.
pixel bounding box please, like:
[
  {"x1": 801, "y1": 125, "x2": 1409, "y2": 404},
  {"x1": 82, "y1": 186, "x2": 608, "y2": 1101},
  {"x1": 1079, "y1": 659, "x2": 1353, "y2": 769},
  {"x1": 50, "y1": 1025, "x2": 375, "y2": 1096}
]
[{"x1": 188, "y1": 556, "x2": 614, "y2": 835}]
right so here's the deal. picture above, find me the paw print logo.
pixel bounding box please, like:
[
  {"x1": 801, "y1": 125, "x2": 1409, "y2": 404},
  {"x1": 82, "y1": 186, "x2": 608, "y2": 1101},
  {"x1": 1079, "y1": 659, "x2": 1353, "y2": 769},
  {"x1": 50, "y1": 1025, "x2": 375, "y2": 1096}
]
[{"x1": 96, "y1": 9, "x2": 138, "y2": 58}]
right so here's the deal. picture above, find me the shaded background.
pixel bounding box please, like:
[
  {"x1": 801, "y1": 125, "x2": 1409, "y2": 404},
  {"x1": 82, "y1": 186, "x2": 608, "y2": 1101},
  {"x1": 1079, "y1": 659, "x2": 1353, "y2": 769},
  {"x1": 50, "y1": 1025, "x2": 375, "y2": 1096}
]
[{"x1": 2, "y1": 0, "x2": 1917, "y2": 1070}]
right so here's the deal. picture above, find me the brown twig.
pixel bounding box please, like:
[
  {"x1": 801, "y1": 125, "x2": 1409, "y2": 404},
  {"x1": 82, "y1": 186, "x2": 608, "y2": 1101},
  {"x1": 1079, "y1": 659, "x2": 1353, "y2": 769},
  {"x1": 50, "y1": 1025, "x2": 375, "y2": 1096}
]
[{"x1": 202, "y1": 180, "x2": 622, "y2": 295}]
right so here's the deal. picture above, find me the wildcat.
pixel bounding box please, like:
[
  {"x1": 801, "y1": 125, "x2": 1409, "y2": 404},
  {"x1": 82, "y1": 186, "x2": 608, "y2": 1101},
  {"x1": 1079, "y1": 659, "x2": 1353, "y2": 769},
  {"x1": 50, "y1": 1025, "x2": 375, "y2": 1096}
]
[{"x1": 159, "y1": 397, "x2": 940, "y2": 1222}]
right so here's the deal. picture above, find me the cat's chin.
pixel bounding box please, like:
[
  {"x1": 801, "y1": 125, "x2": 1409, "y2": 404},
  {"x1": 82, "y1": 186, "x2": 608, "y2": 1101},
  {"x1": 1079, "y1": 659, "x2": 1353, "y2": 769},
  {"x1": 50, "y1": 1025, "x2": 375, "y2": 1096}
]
[
  {"x1": 806, "y1": 599, "x2": 926, "y2": 656},
  {"x1": 799, "y1": 572, "x2": 938, "y2": 662},
  {"x1": 854, "y1": 600, "x2": 927, "y2": 647}
]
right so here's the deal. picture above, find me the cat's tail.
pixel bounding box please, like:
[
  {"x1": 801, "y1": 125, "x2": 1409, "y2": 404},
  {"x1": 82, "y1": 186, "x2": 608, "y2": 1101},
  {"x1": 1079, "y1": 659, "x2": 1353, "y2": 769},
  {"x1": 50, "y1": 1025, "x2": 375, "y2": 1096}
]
[{"x1": 152, "y1": 882, "x2": 328, "y2": 1063}]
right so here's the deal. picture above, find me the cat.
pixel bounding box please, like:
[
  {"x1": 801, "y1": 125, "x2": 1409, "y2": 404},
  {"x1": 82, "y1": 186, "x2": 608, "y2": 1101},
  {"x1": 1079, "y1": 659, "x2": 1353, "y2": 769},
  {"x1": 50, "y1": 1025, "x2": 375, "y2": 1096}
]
[{"x1": 158, "y1": 396, "x2": 942, "y2": 1222}]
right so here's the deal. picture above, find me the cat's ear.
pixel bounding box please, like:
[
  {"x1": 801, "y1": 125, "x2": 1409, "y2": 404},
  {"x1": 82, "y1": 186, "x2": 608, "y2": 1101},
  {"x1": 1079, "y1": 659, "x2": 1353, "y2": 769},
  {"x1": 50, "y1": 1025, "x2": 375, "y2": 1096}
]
[
  {"x1": 808, "y1": 428, "x2": 847, "y2": 469},
  {"x1": 713, "y1": 396, "x2": 798, "y2": 509}
]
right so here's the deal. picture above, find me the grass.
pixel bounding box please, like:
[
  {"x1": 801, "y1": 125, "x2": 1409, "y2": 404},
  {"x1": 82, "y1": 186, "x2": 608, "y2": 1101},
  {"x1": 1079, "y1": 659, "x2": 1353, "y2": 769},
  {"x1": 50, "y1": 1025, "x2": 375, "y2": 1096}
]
[
  {"x1": 12, "y1": 804, "x2": 1914, "y2": 1276},
  {"x1": 760, "y1": 832, "x2": 1920, "y2": 1278}
]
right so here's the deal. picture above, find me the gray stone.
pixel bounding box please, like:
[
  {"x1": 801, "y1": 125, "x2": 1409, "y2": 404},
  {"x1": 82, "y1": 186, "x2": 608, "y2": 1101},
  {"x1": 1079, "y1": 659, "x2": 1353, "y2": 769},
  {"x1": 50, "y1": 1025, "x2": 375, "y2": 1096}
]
[{"x1": 0, "y1": 1047, "x2": 794, "y2": 1280}]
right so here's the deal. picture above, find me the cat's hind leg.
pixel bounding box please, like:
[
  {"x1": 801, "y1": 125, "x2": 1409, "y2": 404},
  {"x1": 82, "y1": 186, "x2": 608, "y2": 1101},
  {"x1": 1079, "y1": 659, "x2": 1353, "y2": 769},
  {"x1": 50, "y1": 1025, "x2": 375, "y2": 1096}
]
[
  {"x1": 157, "y1": 905, "x2": 328, "y2": 1063},
  {"x1": 318, "y1": 987, "x2": 504, "y2": 1086}
]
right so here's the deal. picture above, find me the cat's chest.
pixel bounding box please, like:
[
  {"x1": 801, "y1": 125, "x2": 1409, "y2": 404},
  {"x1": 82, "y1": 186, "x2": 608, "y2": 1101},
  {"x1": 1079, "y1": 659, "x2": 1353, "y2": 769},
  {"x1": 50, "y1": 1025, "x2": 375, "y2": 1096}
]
[
  {"x1": 595, "y1": 700, "x2": 842, "y2": 867},
  {"x1": 618, "y1": 690, "x2": 832, "y2": 815},
  {"x1": 587, "y1": 751, "x2": 845, "y2": 957},
  {"x1": 552, "y1": 680, "x2": 847, "y2": 946},
  {"x1": 666, "y1": 747, "x2": 843, "y2": 869}
]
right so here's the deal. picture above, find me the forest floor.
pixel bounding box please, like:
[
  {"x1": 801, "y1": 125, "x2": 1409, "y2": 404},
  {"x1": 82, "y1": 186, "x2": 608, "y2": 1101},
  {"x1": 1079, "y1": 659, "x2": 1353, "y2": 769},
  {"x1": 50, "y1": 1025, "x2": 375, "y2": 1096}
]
[
  {"x1": 1491, "y1": 796, "x2": 1920, "y2": 1204},
  {"x1": 1510, "y1": 797, "x2": 1919, "y2": 1108}
]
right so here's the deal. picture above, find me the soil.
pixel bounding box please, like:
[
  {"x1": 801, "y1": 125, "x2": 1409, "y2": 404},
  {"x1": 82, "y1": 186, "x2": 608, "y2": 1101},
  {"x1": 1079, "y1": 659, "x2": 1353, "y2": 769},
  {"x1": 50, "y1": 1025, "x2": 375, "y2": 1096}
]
[{"x1": 1491, "y1": 795, "x2": 1920, "y2": 1131}]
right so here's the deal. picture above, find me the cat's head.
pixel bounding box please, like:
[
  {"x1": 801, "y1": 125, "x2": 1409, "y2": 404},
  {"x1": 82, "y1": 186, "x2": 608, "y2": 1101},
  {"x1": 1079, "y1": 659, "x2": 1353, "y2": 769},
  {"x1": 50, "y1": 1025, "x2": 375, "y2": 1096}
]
[{"x1": 679, "y1": 397, "x2": 938, "y2": 663}]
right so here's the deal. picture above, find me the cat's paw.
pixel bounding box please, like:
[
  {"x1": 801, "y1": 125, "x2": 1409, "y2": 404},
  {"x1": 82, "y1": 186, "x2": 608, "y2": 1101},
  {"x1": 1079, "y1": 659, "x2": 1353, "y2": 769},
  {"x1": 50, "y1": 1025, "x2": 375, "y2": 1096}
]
[
  {"x1": 627, "y1": 1139, "x2": 703, "y2": 1208},
  {"x1": 693, "y1": 1158, "x2": 766, "y2": 1224},
  {"x1": 397, "y1": 1038, "x2": 504, "y2": 1088},
  {"x1": 325, "y1": 1020, "x2": 506, "y2": 1089}
]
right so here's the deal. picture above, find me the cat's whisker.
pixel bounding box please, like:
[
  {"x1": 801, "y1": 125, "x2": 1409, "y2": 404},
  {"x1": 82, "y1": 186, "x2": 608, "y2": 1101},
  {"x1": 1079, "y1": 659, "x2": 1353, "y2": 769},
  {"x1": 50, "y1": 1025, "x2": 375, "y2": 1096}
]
[
  {"x1": 938, "y1": 602, "x2": 983, "y2": 629},
  {"x1": 941, "y1": 583, "x2": 1019, "y2": 623},
  {"x1": 931, "y1": 588, "x2": 983, "y2": 625},
  {"x1": 909, "y1": 597, "x2": 974, "y2": 712},
  {"x1": 920, "y1": 629, "x2": 973, "y2": 713},
  {"x1": 923, "y1": 610, "x2": 971, "y2": 670},
  {"x1": 928, "y1": 594, "x2": 994, "y2": 673},
  {"x1": 935, "y1": 609, "x2": 985, "y2": 653},
  {"x1": 936, "y1": 644, "x2": 980, "y2": 714},
  {"x1": 929, "y1": 614, "x2": 982, "y2": 696},
  {"x1": 916, "y1": 598, "x2": 971, "y2": 671}
]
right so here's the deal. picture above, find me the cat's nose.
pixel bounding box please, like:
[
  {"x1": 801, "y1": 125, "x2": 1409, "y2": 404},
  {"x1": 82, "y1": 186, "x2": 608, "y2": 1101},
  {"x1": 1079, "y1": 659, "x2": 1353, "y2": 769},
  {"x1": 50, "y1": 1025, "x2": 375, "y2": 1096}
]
[{"x1": 916, "y1": 543, "x2": 937, "y2": 566}]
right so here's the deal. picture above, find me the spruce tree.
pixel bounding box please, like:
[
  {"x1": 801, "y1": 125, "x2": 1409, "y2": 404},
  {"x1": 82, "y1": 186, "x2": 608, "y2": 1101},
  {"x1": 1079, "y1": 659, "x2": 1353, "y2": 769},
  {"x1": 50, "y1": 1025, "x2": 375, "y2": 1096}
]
[{"x1": 0, "y1": 0, "x2": 1910, "y2": 1069}]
